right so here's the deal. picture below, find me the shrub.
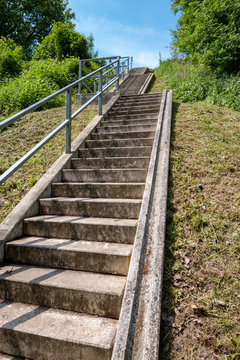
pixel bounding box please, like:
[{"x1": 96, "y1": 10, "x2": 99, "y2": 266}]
[
  {"x1": 155, "y1": 59, "x2": 240, "y2": 111},
  {"x1": 0, "y1": 58, "x2": 80, "y2": 116},
  {"x1": 0, "y1": 37, "x2": 25, "y2": 79}
]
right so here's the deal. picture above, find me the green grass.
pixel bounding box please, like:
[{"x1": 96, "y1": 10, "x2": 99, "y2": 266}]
[
  {"x1": 151, "y1": 97, "x2": 240, "y2": 359},
  {"x1": 154, "y1": 59, "x2": 240, "y2": 111},
  {"x1": 0, "y1": 103, "x2": 97, "y2": 223}
]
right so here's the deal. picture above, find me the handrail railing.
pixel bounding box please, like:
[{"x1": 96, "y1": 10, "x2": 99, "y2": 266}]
[{"x1": 0, "y1": 56, "x2": 132, "y2": 186}]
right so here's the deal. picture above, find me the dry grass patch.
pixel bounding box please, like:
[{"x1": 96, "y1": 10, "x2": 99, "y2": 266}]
[
  {"x1": 159, "y1": 101, "x2": 240, "y2": 359},
  {"x1": 0, "y1": 104, "x2": 97, "y2": 223}
]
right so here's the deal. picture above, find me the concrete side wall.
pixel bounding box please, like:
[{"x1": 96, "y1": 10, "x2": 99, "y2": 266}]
[{"x1": 0, "y1": 95, "x2": 120, "y2": 261}]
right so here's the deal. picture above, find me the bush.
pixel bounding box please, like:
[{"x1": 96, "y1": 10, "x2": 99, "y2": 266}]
[
  {"x1": 0, "y1": 58, "x2": 80, "y2": 116},
  {"x1": 0, "y1": 37, "x2": 25, "y2": 79},
  {"x1": 155, "y1": 59, "x2": 240, "y2": 111}
]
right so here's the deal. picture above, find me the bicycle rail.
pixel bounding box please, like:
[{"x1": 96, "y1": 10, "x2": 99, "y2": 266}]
[{"x1": 0, "y1": 56, "x2": 132, "y2": 186}]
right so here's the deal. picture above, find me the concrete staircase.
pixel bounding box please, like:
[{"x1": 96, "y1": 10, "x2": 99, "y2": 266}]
[{"x1": 0, "y1": 71, "x2": 162, "y2": 359}]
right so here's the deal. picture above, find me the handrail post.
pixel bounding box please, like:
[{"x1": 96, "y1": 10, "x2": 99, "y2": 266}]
[
  {"x1": 131, "y1": 56, "x2": 133, "y2": 69},
  {"x1": 106, "y1": 73, "x2": 109, "y2": 92},
  {"x1": 94, "y1": 78, "x2": 97, "y2": 93},
  {"x1": 127, "y1": 57, "x2": 130, "y2": 73},
  {"x1": 65, "y1": 88, "x2": 72, "y2": 154},
  {"x1": 78, "y1": 61, "x2": 82, "y2": 94},
  {"x1": 116, "y1": 56, "x2": 120, "y2": 91},
  {"x1": 98, "y1": 70, "x2": 102, "y2": 115}
]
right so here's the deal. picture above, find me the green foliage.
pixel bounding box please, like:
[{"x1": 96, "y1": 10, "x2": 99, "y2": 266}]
[
  {"x1": 171, "y1": 0, "x2": 240, "y2": 74},
  {"x1": 33, "y1": 22, "x2": 95, "y2": 61},
  {"x1": 155, "y1": 59, "x2": 240, "y2": 110},
  {"x1": 0, "y1": 58, "x2": 80, "y2": 116},
  {"x1": 0, "y1": 0, "x2": 75, "y2": 56},
  {"x1": 0, "y1": 37, "x2": 25, "y2": 79}
]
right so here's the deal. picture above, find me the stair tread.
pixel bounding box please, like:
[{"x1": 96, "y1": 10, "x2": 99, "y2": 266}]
[
  {"x1": 0, "y1": 264, "x2": 126, "y2": 296},
  {"x1": 6, "y1": 237, "x2": 133, "y2": 256},
  {"x1": 40, "y1": 197, "x2": 142, "y2": 204},
  {"x1": 24, "y1": 215, "x2": 138, "y2": 227},
  {"x1": 0, "y1": 300, "x2": 117, "y2": 348}
]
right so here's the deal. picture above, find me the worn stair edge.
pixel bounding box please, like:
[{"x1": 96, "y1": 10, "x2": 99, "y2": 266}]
[
  {"x1": 111, "y1": 90, "x2": 167, "y2": 360},
  {"x1": 70, "y1": 157, "x2": 150, "y2": 169},
  {"x1": 39, "y1": 197, "x2": 142, "y2": 219},
  {"x1": 51, "y1": 182, "x2": 145, "y2": 199},
  {"x1": 0, "y1": 94, "x2": 120, "y2": 261},
  {"x1": 0, "y1": 264, "x2": 125, "y2": 319},
  {"x1": 77, "y1": 146, "x2": 152, "y2": 158},
  {"x1": 85, "y1": 138, "x2": 154, "y2": 148},
  {"x1": 62, "y1": 169, "x2": 147, "y2": 183},
  {"x1": 0, "y1": 300, "x2": 117, "y2": 360},
  {"x1": 5, "y1": 237, "x2": 132, "y2": 276},
  {"x1": 24, "y1": 215, "x2": 137, "y2": 244}
]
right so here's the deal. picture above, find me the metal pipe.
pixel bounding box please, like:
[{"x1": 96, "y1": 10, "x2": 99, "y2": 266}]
[
  {"x1": 0, "y1": 60, "x2": 118, "y2": 131},
  {"x1": 98, "y1": 70, "x2": 103, "y2": 115},
  {"x1": 0, "y1": 119, "x2": 69, "y2": 186},
  {"x1": 78, "y1": 61, "x2": 82, "y2": 94},
  {"x1": 65, "y1": 89, "x2": 72, "y2": 154}
]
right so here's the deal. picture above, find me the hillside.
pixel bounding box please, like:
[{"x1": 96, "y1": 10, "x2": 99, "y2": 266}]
[{"x1": 149, "y1": 73, "x2": 240, "y2": 359}]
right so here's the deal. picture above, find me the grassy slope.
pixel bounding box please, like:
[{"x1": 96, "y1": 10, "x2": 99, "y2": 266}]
[
  {"x1": 149, "y1": 77, "x2": 240, "y2": 359},
  {"x1": 0, "y1": 104, "x2": 97, "y2": 223}
]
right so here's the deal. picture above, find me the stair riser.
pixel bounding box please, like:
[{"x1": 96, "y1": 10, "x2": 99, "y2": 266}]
[
  {"x1": 71, "y1": 157, "x2": 149, "y2": 169},
  {"x1": 51, "y1": 183, "x2": 145, "y2": 199},
  {"x1": 0, "y1": 329, "x2": 112, "y2": 360},
  {"x1": 40, "y1": 199, "x2": 141, "y2": 219},
  {"x1": 0, "y1": 280, "x2": 122, "y2": 319},
  {"x1": 100, "y1": 119, "x2": 157, "y2": 127},
  {"x1": 5, "y1": 245, "x2": 131, "y2": 276},
  {"x1": 97, "y1": 125, "x2": 156, "y2": 133},
  {"x1": 115, "y1": 99, "x2": 161, "y2": 106},
  {"x1": 108, "y1": 108, "x2": 160, "y2": 116},
  {"x1": 78, "y1": 147, "x2": 152, "y2": 158},
  {"x1": 62, "y1": 169, "x2": 147, "y2": 183},
  {"x1": 91, "y1": 131, "x2": 154, "y2": 140},
  {"x1": 24, "y1": 221, "x2": 137, "y2": 244},
  {"x1": 105, "y1": 114, "x2": 158, "y2": 120},
  {"x1": 85, "y1": 138, "x2": 153, "y2": 148}
]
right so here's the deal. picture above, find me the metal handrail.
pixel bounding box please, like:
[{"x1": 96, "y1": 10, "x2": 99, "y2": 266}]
[{"x1": 0, "y1": 56, "x2": 132, "y2": 186}]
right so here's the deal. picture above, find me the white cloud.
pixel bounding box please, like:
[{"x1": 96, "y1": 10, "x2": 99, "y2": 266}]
[{"x1": 75, "y1": 15, "x2": 171, "y2": 68}]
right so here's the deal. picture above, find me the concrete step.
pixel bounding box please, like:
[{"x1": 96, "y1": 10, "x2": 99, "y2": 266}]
[
  {"x1": 78, "y1": 146, "x2": 152, "y2": 158},
  {"x1": 120, "y1": 93, "x2": 161, "y2": 100},
  {"x1": 51, "y1": 182, "x2": 145, "y2": 199},
  {"x1": 0, "y1": 300, "x2": 117, "y2": 359},
  {"x1": 97, "y1": 124, "x2": 156, "y2": 134},
  {"x1": 108, "y1": 107, "x2": 160, "y2": 116},
  {"x1": 0, "y1": 264, "x2": 125, "y2": 318},
  {"x1": 71, "y1": 156, "x2": 149, "y2": 169},
  {"x1": 100, "y1": 119, "x2": 157, "y2": 127},
  {"x1": 91, "y1": 130, "x2": 155, "y2": 140},
  {"x1": 115, "y1": 98, "x2": 161, "y2": 106},
  {"x1": 85, "y1": 138, "x2": 154, "y2": 148},
  {"x1": 112, "y1": 104, "x2": 160, "y2": 111},
  {"x1": 62, "y1": 169, "x2": 147, "y2": 183},
  {"x1": 105, "y1": 113, "x2": 158, "y2": 120},
  {"x1": 0, "y1": 354, "x2": 24, "y2": 359},
  {"x1": 24, "y1": 215, "x2": 137, "y2": 244},
  {"x1": 5, "y1": 237, "x2": 132, "y2": 275},
  {"x1": 40, "y1": 197, "x2": 141, "y2": 219}
]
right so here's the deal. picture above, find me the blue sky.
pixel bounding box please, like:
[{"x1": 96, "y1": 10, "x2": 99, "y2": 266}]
[{"x1": 68, "y1": 0, "x2": 179, "y2": 68}]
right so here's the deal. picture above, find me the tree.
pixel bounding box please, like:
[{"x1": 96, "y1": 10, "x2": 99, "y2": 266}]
[
  {"x1": 0, "y1": 37, "x2": 25, "y2": 78},
  {"x1": 0, "y1": 0, "x2": 75, "y2": 56},
  {"x1": 32, "y1": 22, "x2": 95, "y2": 61},
  {"x1": 171, "y1": 0, "x2": 240, "y2": 74}
]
